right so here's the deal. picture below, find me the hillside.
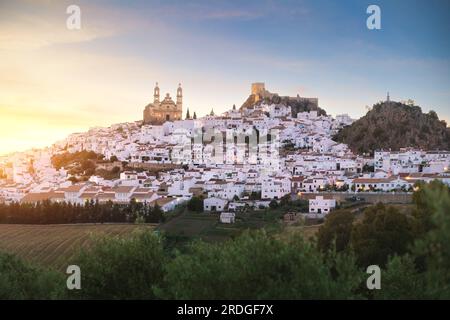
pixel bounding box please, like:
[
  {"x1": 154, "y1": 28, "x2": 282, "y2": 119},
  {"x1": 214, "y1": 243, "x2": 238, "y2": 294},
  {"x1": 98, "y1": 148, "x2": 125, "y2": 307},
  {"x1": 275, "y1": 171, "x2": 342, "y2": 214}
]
[
  {"x1": 333, "y1": 101, "x2": 450, "y2": 154},
  {"x1": 51, "y1": 150, "x2": 122, "y2": 182},
  {"x1": 241, "y1": 94, "x2": 327, "y2": 117}
]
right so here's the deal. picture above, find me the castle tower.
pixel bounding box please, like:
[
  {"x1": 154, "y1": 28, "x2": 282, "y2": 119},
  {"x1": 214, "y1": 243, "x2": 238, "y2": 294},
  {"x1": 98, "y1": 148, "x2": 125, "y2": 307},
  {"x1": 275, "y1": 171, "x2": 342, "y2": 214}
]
[
  {"x1": 154, "y1": 82, "x2": 160, "y2": 104},
  {"x1": 251, "y1": 82, "x2": 265, "y2": 102},
  {"x1": 176, "y1": 83, "x2": 183, "y2": 109}
]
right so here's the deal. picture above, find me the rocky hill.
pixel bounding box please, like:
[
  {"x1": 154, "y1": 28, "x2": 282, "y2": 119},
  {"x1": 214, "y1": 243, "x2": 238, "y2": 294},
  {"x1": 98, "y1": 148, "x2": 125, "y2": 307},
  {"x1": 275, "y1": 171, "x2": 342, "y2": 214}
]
[
  {"x1": 333, "y1": 101, "x2": 450, "y2": 154},
  {"x1": 241, "y1": 94, "x2": 327, "y2": 117}
]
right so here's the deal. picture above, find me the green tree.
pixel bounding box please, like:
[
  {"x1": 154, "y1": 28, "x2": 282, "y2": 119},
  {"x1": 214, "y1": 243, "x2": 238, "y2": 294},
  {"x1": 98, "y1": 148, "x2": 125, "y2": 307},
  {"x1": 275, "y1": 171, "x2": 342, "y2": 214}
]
[
  {"x1": 362, "y1": 164, "x2": 374, "y2": 173},
  {"x1": 150, "y1": 203, "x2": 164, "y2": 223},
  {"x1": 0, "y1": 253, "x2": 66, "y2": 299},
  {"x1": 350, "y1": 203, "x2": 415, "y2": 267},
  {"x1": 69, "y1": 230, "x2": 165, "y2": 299},
  {"x1": 111, "y1": 166, "x2": 120, "y2": 174},
  {"x1": 81, "y1": 159, "x2": 95, "y2": 172},
  {"x1": 269, "y1": 199, "x2": 278, "y2": 209},
  {"x1": 412, "y1": 182, "x2": 450, "y2": 298},
  {"x1": 279, "y1": 194, "x2": 291, "y2": 207},
  {"x1": 412, "y1": 180, "x2": 449, "y2": 235},
  {"x1": 249, "y1": 191, "x2": 261, "y2": 200},
  {"x1": 373, "y1": 255, "x2": 424, "y2": 299},
  {"x1": 187, "y1": 196, "x2": 204, "y2": 212},
  {"x1": 317, "y1": 209, "x2": 354, "y2": 253},
  {"x1": 158, "y1": 231, "x2": 363, "y2": 299},
  {"x1": 68, "y1": 176, "x2": 78, "y2": 183}
]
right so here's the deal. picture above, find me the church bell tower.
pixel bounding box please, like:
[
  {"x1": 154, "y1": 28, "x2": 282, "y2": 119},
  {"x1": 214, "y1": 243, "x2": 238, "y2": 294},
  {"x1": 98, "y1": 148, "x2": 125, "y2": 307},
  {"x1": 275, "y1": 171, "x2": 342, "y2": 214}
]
[
  {"x1": 176, "y1": 83, "x2": 182, "y2": 110},
  {"x1": 154, "y1": 82, "x2": 160, "y2": 104}
]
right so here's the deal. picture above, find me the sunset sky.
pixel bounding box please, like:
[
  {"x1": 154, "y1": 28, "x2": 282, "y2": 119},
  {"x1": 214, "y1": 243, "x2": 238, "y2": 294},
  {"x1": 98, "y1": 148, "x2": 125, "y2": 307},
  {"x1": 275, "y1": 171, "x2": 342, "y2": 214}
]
[{"x1": 0, "y1": 0, "x2": 449, "y2": 155}]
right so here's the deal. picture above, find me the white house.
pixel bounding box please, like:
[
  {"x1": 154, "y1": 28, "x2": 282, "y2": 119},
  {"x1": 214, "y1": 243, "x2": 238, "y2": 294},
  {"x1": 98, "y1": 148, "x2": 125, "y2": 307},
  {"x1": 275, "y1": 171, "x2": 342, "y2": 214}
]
[
  {"x1": 351, "y1": 176, "x2": 412, "y2": 192},
  {"x1": 111, "y1": 186, "x2": 135, "y2": 203},
  {"x1": 261, "y1": 177, "x2": 291, "y2": 199},
  {"x1": 63, "y1": 184, "x2": 89, "y2": 204},
  {"x1": 220, "y1": 212, "x2": 236, "y2": 224},
  {"x1": 228, "y1": 201, "x2": 247, "y2": 211},
  {"x1": 204, "y1": 197, "x2": 228, "y2": 212},
  {"x1": 141, "y1": 125, "x2": 164, "y2": 142},
  {"x1": 308, "y1": 195, "x2": 336, "y2": 217},
  {"x1": 303, "y1": 177, "x2": 328, "y2": 192}
]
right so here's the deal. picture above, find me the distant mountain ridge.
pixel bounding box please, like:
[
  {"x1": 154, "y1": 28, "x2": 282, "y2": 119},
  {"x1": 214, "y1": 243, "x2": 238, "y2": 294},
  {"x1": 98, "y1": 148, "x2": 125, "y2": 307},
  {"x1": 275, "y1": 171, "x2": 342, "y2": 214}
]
[{"x1": 333, "y1": 101, "x2": 450, "y2": 154}]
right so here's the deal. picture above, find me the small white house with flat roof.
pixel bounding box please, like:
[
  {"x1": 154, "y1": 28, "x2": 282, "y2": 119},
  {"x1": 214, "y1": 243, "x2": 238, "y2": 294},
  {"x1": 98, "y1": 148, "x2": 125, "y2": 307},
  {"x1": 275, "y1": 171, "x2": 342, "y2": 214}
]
[
  {"x1": 220, "y1": 212, "x2": 235, "y2": 224},
  {"x1": 204, "y1": 197, "x2": 228, "y2": 212},
  {"x1": 308, "y1": 195, "x2": 336, "y2": 217}
]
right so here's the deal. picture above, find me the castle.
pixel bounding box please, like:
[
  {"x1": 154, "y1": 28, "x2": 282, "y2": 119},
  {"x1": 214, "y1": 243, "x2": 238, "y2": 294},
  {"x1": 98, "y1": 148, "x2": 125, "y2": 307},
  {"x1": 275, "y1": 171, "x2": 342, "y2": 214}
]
[
  {"x1": 241, "y1": 82, "x2": 319, "y2": 111},
  {"x1": 251, "y1": 82, "x2": 275, "y2": 102},
  {"x1": 143, "y1": 83, "x2": 183, "y2": 125}
]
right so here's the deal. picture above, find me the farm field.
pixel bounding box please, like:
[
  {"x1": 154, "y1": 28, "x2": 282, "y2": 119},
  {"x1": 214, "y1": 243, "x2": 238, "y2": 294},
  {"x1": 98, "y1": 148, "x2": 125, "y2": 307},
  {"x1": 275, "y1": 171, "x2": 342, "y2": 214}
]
[
  {"x1": 158, "y1": 212, "x2": 239, "y2": 242},
  {"x1": 0, "y1": 223, "x2": 155, "y2": 270},
  {"x1": 158, "y1": 210, "x2": 284, "y2": 243}
]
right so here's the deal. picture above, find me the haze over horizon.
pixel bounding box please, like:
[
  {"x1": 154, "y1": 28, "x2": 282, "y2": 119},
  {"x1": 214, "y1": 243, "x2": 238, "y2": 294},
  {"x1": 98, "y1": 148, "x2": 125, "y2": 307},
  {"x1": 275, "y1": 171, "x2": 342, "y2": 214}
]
[{"x1": 1, "y1": 0, "x2": 449, "y2": 155}]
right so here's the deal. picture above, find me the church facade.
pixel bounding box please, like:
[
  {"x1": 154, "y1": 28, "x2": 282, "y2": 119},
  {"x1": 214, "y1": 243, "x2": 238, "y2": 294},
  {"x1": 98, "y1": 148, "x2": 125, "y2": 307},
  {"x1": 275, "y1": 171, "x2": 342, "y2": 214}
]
[{"x1": 143, "y1": 83, "x2": 183, "y2": 125}]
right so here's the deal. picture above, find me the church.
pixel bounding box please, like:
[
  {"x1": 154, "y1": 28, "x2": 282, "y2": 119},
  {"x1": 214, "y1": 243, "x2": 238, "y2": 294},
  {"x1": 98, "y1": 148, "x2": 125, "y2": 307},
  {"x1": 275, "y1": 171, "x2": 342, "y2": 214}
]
[{"x1": 143, "y1": 83, "x2": 183, "y2": 125}]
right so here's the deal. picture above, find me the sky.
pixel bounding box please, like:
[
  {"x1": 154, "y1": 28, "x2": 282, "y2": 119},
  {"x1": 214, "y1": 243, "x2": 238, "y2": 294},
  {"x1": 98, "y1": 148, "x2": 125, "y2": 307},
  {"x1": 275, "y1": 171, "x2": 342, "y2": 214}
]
[{"x1": 0, "y1": 0, "x2": 449, "y2": 155}]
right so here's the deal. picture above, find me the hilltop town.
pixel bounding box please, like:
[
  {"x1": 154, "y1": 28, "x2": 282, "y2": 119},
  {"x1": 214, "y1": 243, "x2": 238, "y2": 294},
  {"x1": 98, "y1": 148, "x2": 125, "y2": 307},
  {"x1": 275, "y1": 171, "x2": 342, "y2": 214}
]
[{"x1": 1, "y1": 83, "x2": 449, "y2": 221}]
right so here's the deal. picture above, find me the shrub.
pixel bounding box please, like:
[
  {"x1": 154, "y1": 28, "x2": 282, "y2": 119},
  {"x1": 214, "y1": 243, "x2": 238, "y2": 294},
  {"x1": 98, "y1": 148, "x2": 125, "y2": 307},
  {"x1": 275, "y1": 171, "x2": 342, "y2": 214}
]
[
  {"x1": 187, "y1": 196, "x2": 204, "y2": 212},
  {"x1": 317, "y1": 209, "x2": 354, "y2": 253},
  {"x1": 0, "y1": 252, "x2": 66, "y2": 299},
  {"x1": 69, "y1": 230, "x2": 165, "y2": 299},
  {"x1": 158, "y1": 231, "x2": 363, "y2": 299}
]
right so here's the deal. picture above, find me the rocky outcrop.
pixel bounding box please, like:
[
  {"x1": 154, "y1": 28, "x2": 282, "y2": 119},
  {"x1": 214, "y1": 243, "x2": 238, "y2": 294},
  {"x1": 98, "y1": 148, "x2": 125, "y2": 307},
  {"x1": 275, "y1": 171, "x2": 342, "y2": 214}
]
[
  {"x1": 241, "y1": 94, "x2": 327, "y2": 117},
  {"x1": 333, "y1": 101, "x2": 450, "y2": 154}
]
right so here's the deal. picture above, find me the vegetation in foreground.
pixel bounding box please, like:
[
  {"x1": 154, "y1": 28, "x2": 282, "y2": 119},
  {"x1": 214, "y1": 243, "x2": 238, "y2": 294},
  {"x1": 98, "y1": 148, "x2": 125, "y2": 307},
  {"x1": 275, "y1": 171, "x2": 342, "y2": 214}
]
[{"x1": 0, "y1": 181, "x2": 448, "y2": 299}]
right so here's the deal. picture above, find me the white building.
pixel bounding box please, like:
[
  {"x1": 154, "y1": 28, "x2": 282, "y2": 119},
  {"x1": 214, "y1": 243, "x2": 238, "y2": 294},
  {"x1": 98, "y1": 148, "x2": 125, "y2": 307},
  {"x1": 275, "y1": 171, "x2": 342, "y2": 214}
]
[
  {"x1": 220, "y1": 212, "x2": 236, "y2": 224},
  {"x1": 204, "y1": 197, "x2": 228, "y2": 212},
  {"x1": 261, "y1": 177, "x2": 291, "y2": 199},
  {"x1": 351, "y1": 176, "x2": 412, "y2": 192},
  {"x1": 308, "y1": 195, "x2": 336, "y2": 217}
]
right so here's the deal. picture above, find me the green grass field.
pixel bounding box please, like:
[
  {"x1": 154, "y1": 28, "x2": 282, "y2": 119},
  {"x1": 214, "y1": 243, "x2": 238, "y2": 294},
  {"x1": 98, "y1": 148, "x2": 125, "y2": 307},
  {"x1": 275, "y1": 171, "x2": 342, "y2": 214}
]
[
  {"x1": 158, "y1": 212, "x2": 240, "y2": 242},
  {"x1": 158, "y1": 210, "x2": 284, "y2": 243},
  {"x1": 0, "y1": 224, "x2": 155, "y2": 270}
]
